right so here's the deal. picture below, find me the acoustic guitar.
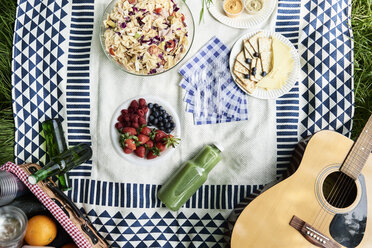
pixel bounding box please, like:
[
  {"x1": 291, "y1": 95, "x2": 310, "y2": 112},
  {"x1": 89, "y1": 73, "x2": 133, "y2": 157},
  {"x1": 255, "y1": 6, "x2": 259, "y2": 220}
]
[{"x1": 231, "y1": 115, "x2": 372, "y2": 248}]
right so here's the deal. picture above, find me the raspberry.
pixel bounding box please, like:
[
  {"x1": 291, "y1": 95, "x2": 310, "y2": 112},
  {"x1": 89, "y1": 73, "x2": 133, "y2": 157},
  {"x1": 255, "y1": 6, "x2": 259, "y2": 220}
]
[
  {"x1": 124, "y1": 116, "x2": 130, "y2": 122},
  {"x1": 130, "y1": 100, "x2": 139, "y2": 109},
  {"x1": 137, "y1": 109, "x2": 145, "y2": 116},
  {"x1": 128, "y1": 106, "x2": 135, "y2": 113},
  {"x1": 117, "y1": 115, "x2": 124, "y2": 122},
  {"x1": 121, "y1": 109, "x2": 128, "y2": 115},
  {"x1": 132, "y1": 122, "x2": 139, "y2": 128},
  {"x1": 139, "y1": 117, "x2": 146, "y2": 125},
  {"x1": 143, "y1": 106, "x2": 148, "y2": 114},
  {"x1": 139, "y1": 98, "x2": 146, "y2": 107},
  {"x1": 115, "y1": 122, "x2": 123, "y2": 129}
]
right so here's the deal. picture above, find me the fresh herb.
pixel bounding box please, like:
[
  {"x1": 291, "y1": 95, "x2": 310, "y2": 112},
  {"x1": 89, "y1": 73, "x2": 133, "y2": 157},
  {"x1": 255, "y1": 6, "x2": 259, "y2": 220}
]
[{"x1": 199, "y1": 0, "x2": 214, "y2": 24}]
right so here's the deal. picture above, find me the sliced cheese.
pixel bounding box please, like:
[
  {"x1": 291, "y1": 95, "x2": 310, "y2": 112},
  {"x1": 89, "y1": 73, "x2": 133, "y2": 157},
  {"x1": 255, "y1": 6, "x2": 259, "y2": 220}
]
[{"x1": 256, "y1": 37, "x2": 293, "y2": 90}]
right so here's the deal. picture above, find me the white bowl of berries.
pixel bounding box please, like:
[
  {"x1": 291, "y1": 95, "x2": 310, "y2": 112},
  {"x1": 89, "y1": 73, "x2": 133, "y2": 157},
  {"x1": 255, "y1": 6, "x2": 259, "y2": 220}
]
[{"x1": 111, "y1": 96, "x2": 181, "y2": 165}]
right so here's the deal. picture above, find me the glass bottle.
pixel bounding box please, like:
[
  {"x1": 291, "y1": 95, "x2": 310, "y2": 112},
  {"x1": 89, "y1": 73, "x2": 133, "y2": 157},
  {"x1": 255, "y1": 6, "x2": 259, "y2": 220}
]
[
  {"x1": 28, "y1": 143, "x2": 92, "y2": 185},
  {"x1": 41, "y1": 119, "x2": 71, "y2": 191},
  {"x1": 158, "y1": 144, "x2": 223, "y2": 211}
]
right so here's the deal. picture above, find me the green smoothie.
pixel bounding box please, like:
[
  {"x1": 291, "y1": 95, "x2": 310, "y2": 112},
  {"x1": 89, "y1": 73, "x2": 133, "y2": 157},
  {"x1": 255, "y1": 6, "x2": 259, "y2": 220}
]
[{"x1": 158, "y1": 144, "x2": 223, "y2": 211}]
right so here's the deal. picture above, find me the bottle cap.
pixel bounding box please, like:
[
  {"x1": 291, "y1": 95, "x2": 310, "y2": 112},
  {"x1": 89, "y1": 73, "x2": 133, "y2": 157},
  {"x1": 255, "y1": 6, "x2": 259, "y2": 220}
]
[
  {"x1": 28, "y1": 175, "x2": 37, "y2": 185},
  {"x1": 213, "y1": 143, "x2": 224, "y2": 152}
]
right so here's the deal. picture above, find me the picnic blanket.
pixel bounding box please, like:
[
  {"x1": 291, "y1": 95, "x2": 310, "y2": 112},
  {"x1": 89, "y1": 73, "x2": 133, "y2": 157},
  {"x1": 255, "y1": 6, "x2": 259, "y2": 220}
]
[{"x1": 11, "y1": 0, "x2": 353, "y2": 247}]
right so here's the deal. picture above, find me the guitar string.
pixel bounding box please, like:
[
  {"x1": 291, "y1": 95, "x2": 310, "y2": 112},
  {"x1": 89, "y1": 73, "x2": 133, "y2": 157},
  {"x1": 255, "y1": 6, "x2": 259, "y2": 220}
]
[
  {"x1": 319, "y1": 131, "x2": 372, "y2": 232},
  {"x1": 316, "y1": 129, "x2": 372, "y2": 232},
  {"x1": 312, "y1": 130, "x2": 371, "y2": 232},
  {"x1": 314, "y1": 136, "x2": 367, "y2": 231}
]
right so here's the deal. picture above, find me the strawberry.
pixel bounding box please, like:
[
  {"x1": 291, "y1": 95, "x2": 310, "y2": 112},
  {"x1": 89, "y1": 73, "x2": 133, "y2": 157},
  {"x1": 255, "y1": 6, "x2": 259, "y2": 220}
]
[
  {"x1": 137, "y1": 134, "x2": 150, "y2": 145},
  {"x1": 139, "y1": 98, "x2": 147, "y2": 107},
  {"x1": 147, "y1": 148, "x2": 160, "y2": 159},
  {"x1": 140, "y1": 126, "x2": 152, "y2": 136},
  {"x1": 163, "y1": 134, "x2": 180, "y2": 148},
  {"x1": 134, "y1": 146, "x2": 146, "y2": 158},
  {"x1": 122, "y1": 127, "x2": 137, "y2": 136},
  {"x1": 115, "y1": 122, "x2": 123, "y2": 130},
  {"x1": 155, "y1": 142, "x2": 166, "y2": 152},
  {"x1": 130, "y1": 100, "x2": 139, "y2": 109},
  {"x1": 124, "y1": 139, "x2": 136, "y2": 150},
  {"x1": 145, "y1": 140, "x2": 154, "y2": 149},
  {"x1": 123, "y1": 147, "x2": 133, "y2": 154},
  {"x1": 154, "y1": 130, "x2": 167, "y2": 142}
]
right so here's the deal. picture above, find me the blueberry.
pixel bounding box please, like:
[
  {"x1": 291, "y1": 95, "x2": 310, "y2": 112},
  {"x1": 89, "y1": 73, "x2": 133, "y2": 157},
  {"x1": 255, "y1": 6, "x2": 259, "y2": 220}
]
[
  {"x1": 261, "y1": 71, "x2": 267, "y2": 77},
  {"x1": 159, "y1": 116, "x2": 163, "y2": 121},
  {"x1": 154, "y1": 119, "x2": 158, "y2": 124},
  {"x1": 148, "y1": 103, "x2": 153, "y2": 109},
  {"x1": 149, "y1": 115, "x2": 154, "y2": 121},
  {"x1": 163, "y1": 113, "x2": 168, "y2": 118},
  {"x1": 159, "y1": 106, "x2": 164, "y2": 111},
  {"x1": 153, "y1": 111, "x2": 159, "y2": 117},
  {"x1": 252, "y1": 67, "x2": 256, "y2": 72},
  {"x1": 244, "y1": 74, "x2": 250, "y2": 79},
  {"x1": 159, "y1": 122, "x2": 163, "y2": 127},
  {"x1": 245, "y1": 58, "x2": 252, "y2": 64},
  {"x1": 165, "y1": 123, "x2": 171, "y2": 128},
  {"x1": 170, "y1": 122, "x2": 175, "y2": 128},
  {"x1": 252, "y1": 71, "x2": 256, "y2": 76},
  {"x1": 165, "y1": 128, "x2": 171, "y2": 134},
  {"x1": 253, "y1": 52, "x2": 259, "y2": 57},
  {"x1": 163, "y1": 118, "x2": 168, "y2": 123},
  {"x1": 167, "y1": 116, "x2": 173, "y2": 120}
]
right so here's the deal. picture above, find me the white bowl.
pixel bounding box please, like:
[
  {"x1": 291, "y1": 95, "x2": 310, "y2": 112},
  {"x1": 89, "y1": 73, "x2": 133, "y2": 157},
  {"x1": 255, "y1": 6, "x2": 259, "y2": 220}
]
[{"x1": 110, "y1": 96, "x2": 181, "y2": 165}]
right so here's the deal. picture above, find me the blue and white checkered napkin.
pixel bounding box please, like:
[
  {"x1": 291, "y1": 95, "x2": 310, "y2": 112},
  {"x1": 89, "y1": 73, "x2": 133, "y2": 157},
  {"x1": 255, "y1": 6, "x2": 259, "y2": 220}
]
[{"x1": 179, "y1": 37, "x2": 248, "y2": 125}]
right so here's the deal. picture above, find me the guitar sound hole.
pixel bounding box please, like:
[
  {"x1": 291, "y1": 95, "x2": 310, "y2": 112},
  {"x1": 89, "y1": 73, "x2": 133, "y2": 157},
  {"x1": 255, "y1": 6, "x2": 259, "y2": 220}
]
[{"x1": 322, "y1": 172, "x2": 357, "y2": 209}]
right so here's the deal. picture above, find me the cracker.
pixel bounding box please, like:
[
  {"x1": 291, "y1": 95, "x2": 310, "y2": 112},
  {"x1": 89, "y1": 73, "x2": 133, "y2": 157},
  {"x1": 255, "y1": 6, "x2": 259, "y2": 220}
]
[
  {"x1": 251, "y1": 57, "x2": 263, "y2": 81},
  {"x1": 258, "y1": 37, "x2": 272, "y2": 53},
  {"x1": 236, "y1": 51, "x2": 250, "y2": 70},
  {"x1": 247, "y1": 31, "x2": 265, "y2": 53},
  {"x1": 244, "y1": 40, "x2": 256, "y2": 58},
  {"x1": 260, "y1": 51, "x2": 272, "y2": 73},
  {"x1": 233, "y1": 71, "x2": 257, "y2": 94},
  {"x1": 234, "y1": 60, "x2": 249, "y2": 74}
]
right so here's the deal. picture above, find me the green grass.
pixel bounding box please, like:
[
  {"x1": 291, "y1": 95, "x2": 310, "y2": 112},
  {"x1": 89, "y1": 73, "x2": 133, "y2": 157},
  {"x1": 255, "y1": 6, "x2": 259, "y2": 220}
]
[
  {"x1": 350, "y1": 0, "x2": 372, "y2": 139},
  {"x1": 0, "y1": 0, "x2": 16, "y2": 163},
  {"x1": 0, "y1": 0, "x2": 370, "y2": 164}
]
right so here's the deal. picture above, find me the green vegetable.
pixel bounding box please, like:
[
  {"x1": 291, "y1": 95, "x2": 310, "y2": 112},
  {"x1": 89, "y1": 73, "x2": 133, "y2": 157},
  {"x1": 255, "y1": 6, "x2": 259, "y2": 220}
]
[
  {"x1": 134, "y1": 32, "x2": 141, "y2": 39},
  {"x1": 199, "y1": 0, "x2": 213, "y2": 24}
]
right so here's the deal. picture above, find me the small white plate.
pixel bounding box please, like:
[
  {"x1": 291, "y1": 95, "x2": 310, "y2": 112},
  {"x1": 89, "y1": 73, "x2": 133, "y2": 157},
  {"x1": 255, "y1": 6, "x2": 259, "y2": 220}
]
[
  {"x1": 208, "y1": 0, "x2": 277, "y2": 29},
  {"x1": 110, "y1": 96, "x2": 181, "y2": 165},
  {"x1": 229, "y1": 30, "x2": 300, "y2": 99}
]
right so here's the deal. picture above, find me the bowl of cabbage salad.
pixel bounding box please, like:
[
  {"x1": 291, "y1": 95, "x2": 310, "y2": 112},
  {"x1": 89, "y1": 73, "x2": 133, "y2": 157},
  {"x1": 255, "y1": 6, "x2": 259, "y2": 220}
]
[{"x1": 100, "y1": 0, "x2": 194, "y2": 76}]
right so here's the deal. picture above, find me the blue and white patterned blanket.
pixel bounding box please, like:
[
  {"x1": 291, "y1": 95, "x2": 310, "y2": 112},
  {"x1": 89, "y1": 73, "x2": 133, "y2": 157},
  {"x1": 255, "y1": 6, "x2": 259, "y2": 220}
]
[{"x1": 12, "y1": 0, "x2": 353, "y2": 247}]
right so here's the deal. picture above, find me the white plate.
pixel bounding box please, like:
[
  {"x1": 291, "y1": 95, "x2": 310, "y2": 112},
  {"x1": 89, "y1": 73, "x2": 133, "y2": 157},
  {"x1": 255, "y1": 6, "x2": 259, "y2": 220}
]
[
  {"x1": 208, "y1": 0, "x2": 277, "y2": 29},
  {"x1": 110, "y1": 96, "x2": 181, "y2": 165},
  {"x1": 229, "y1": 30, "x2": 300, "y2": 99}
]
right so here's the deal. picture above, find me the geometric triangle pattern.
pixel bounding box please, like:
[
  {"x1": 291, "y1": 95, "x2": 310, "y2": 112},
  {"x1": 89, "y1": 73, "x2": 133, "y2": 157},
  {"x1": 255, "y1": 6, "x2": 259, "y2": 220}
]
[
  {"x1": 84, "y1": 208, "x2": 231, "y2": 248},
  {"x1": 299, "y1": 0, "x2": 353, "y2": 138},
  {"x1": 12, "y1": 0, "x2": 68, "y2": 164}
]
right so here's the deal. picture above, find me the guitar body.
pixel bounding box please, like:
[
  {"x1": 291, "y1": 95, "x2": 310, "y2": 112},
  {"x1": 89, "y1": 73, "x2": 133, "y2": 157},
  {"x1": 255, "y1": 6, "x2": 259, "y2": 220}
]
[{"x1": 231, "y1": 130, "x2": 372, "y2": 247}]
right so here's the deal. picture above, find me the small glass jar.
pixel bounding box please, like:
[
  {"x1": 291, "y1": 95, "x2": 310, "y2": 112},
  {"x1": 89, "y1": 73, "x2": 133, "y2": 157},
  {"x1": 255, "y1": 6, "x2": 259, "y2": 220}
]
[{"x1": 0, "y1": 206, "x2": 28, "y2": 248}]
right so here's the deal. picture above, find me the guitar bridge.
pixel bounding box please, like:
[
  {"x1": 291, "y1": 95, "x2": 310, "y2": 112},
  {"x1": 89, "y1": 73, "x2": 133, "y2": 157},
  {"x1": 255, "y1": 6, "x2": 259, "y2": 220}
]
[{"x1": 289, "y1": 215, "x2": 341, "y2": 248}]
